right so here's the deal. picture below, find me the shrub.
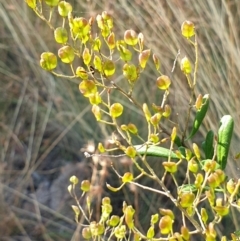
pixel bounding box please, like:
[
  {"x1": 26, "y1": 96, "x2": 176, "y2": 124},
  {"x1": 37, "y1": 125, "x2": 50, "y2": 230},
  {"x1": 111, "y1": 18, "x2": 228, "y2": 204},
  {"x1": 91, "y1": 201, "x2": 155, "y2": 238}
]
[{"x1": 25, "y1": 1, "x2": 240, "y2": 240}]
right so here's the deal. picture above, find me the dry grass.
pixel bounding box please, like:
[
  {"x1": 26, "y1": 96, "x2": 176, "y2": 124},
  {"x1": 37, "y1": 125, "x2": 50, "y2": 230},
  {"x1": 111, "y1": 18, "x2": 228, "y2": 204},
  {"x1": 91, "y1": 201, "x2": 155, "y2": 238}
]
[{"x1": 1, "y1": 0, "x2": 240, "y2": 240}]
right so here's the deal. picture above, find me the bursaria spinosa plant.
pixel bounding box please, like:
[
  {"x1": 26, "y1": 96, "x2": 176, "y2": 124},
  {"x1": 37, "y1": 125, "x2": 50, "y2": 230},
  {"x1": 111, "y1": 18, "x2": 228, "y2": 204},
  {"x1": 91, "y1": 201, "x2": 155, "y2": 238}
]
[{"x1": 25, "y1": 1, "x2": 240, "y2": 240}]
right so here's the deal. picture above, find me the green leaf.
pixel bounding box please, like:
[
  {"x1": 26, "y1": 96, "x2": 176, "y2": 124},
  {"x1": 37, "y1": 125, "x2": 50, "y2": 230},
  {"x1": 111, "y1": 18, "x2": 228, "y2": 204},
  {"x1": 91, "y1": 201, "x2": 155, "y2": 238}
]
[
  {"x1": 134, "y1": 145, "x2": 180, "y2": 159},
  {"x1": 202, "y1": 130, "x2": 214, "y2": 159},
  {"x1": 174, "y1": 135, "x2": 182, "y2": 147},
  {"x1": 186, "y1": 94, "x2": 210, "y2": 140},
  {"x1": 217, "y1": 115, "x2": 234, "y2": 170}
]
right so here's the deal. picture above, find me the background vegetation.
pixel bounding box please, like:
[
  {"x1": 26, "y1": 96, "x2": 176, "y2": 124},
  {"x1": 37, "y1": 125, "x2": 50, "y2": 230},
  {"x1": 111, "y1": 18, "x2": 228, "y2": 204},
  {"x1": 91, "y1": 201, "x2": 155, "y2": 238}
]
[{"x1": 1, "y1": 0, "x2": 240, "y2": 240}]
